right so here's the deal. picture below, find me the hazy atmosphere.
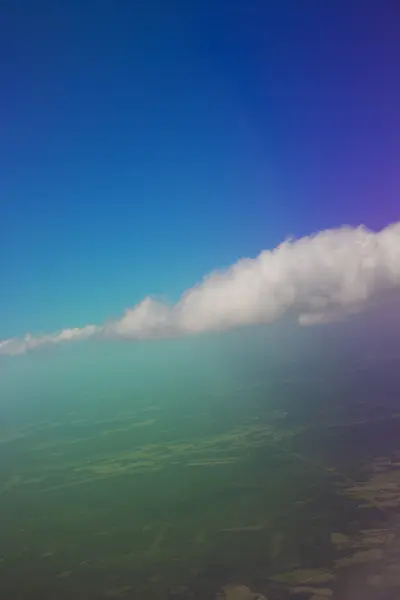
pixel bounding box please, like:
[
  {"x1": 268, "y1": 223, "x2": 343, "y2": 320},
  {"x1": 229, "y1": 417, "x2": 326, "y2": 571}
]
[{"x1": 1, "y1": 2, "x2": 400, "y2": 599}]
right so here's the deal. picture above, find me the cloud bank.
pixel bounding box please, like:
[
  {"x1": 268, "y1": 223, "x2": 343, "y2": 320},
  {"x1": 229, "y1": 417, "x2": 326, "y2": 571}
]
[{"x1": 2, "y1": 220, "x2": 400, "y2": 356}]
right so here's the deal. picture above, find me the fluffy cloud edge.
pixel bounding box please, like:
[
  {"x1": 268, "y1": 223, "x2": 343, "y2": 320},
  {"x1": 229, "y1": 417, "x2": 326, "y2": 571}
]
[
  {"x1": 1, "y1": 220, "x2": 400, "y2": 356},
  {"x1": 0, "y1": 325, "x2": 100, "y2": 356}
]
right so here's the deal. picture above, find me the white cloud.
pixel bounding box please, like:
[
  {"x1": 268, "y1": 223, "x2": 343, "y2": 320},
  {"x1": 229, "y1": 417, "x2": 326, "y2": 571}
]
[
  {"x1": 1, "y1": 221, "x2": 400, "y2": 356},
  {"x1": 0, "y1": 325, "x2": 99, "y2": 356}
]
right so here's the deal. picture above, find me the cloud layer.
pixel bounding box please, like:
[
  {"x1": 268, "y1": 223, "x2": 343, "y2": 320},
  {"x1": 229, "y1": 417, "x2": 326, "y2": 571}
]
[{"x1": 2, "y1": 221, "x2": 400, "y2": 356}]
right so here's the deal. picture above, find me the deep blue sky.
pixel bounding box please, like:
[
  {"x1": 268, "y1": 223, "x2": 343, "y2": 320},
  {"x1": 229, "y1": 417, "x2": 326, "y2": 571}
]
[{"x1": 1, "y1": 0, "x2": 399, "y2": 339}]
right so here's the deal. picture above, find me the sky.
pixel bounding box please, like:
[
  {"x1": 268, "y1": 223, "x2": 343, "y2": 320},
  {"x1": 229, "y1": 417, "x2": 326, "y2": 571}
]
[{"x1": 1, "y1": 0, "x2": 400, "y2": 355}]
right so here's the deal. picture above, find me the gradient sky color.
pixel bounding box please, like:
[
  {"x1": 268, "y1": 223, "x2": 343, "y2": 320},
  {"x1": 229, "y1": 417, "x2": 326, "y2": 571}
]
[{"x1": 1, "y1": 1, "x2": 399, "y2": 340}]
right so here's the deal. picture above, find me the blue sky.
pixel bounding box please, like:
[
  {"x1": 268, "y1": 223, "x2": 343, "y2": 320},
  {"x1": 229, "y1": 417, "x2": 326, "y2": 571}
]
[{"x1": 1, "y1": 0, "x2": 399, "y2": 344}]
